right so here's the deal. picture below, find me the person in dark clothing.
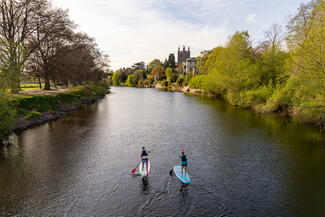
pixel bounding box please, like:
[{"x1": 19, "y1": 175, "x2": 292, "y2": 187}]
[
  {"x1": 141, "y1": 147, "x2": 149, "y2": 173},
  {"x1": 180, "y1": 151, "x2": 188, "y2": 174}
]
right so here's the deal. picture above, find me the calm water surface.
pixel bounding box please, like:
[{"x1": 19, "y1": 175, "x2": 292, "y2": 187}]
[{"x1": 0, "y1": 87, "x2": 324, "y2": 217}]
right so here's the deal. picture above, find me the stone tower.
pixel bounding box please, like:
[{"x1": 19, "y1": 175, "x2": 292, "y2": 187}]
[{"x1": 177, "y1": 46, "x2": 190, "y2": 64}]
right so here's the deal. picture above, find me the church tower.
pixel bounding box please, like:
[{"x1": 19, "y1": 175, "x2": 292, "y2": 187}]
[{"x1": 177, "y1": 45, "x2": 190, "y2": 64}]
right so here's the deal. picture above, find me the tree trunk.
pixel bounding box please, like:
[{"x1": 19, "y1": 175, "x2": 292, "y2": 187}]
[
  {"x1": 52, "y1": 73, "x2": 57, "y2": 88},
  {"x1": 37, "y1": 76, "x2": 42, "y2": 89},
  {"x1": 44, "y1": 72, "x2": 51, "y2": 90}
]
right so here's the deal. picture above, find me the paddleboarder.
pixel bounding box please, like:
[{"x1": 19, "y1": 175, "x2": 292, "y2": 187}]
[
  {"x1": 141, "y1": 147, "x2": 149, "y2": 174},
  {"x1": 180, "y1": 151, "x2": 188, "y2": 174}
]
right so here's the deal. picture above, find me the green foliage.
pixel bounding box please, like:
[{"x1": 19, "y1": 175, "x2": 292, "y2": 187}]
[
  {"x1": 176, "y1": 76, "x2": 184, "y2": 87},
  {"x1": 24, "y1": 111, "x2": 41, "y2": 119},
  {"x1": 184, "y1": 73, "x2": 193, "y2": 86},
  {"x1": 165, "y1": 67, "x2": 177, "y2": 82},
  {"x1": 0, "y1": 93, "x2": 16, "y2": 141},
  {"x1": 186, "y1": 0, "x2": 325, "y2": 128},
  {"x1": 238, "y1": 84, "x2": 275, "y2": 108},
  {"x1": 167, "y1": 53, "x2": 176, "y2": 69},
  {"x1": 189, "y1": 75, "x2": 206, "y2": 89},
  {"x1": 151, "y1": 65, "x2": 165, "y2": 81},
  {"x1": 125, "y1": 75, "x2": 134, "y2": 87},
  {"x1": 148, "y1": 59, "x2": 162, "y2": 72},
  {"x1": 112, "y1": 71, "x2": 122, "y2": 86}
]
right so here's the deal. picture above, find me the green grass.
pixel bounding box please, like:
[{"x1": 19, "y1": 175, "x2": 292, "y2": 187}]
[
  {"x1": 24, "y1": 111, "x2": 41, "y2": 119},
  {"x1": 21, "y1": 84, "x2": 45, "y2": 90},
  {"x1": 10, "y1": 84, "x2": 109, "y2": 115}
]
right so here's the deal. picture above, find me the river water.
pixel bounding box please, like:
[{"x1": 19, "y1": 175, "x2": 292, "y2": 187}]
[{"x1": 0, "y1": 87, "x2": 324, "y2": 217}]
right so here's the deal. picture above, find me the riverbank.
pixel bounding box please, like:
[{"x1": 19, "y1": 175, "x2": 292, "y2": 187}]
[
  {"x1": 154, "y1": 83, "x2": 325, "y2": 132},
  {"x1": 10, "y1": 84, "x2": 109, "y2": 132}
]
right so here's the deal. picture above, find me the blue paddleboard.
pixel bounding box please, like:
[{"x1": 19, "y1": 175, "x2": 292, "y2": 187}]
[{"x1": 173, "y1": 165, "x2": 190, "y2": 184}]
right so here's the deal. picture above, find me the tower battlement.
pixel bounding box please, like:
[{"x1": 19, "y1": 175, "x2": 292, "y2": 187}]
[{"x1": 177, "y1": 46, "x2": 190, "y2": 64}]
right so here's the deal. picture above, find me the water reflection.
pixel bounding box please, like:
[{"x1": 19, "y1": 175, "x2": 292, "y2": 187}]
[{"x1": 0, "y1": 87, "x2": 324, "y2": 217}]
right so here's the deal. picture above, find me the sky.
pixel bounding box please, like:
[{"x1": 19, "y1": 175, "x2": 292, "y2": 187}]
[{"x1": 51, "y1": 0, "x2": 308, "y2": 70}]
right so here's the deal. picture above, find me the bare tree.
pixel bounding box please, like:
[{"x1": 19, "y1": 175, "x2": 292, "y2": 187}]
[
  {"x1": 0, "y1": 0, "x2": 45, "y2": 93},
  {"x1": 29, "y1": 6, "x2": 75, "y2": 90}
]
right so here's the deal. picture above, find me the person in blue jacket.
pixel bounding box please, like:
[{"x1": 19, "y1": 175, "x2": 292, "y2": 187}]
[{"x1": 180, "y1": 151, "x2": 188, "y2": 174}]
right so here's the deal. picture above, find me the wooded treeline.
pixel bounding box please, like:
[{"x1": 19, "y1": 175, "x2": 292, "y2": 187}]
[
  {"x1": 0, "y1": 0, "x2": 110, "y2": 142},
  {"x1": 111, "y1": 53, "x2": 189, "y2": 88},
  {"x1": 112, "y1": 0, "x2": 324, "y2": 130},
  {"x1": 0, "y1": 0, "x2": 110, "y2": 93},
  {"x1": 190, "y1": 0, "x2": 324, "y2": 129}
]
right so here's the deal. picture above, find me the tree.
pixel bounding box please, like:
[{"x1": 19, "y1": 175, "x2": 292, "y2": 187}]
[
  {"x1": 151, "y1": 65, "x2": 165, "y2": 81},
  {"x1": 132, "y1": 69, "x2": 145, "y2": 85},
  {"x1": 0, "y1": 0, "x2": 45, "y2": 93},
  {"x1": 165, "y1": 67, "x2": 176, "y2": 82},
  {"x1": 286, "y1": 0, "x2": 321, "y2": 49},
  {"x1": 176, "y1": 63, "x2": 184, "y2": 74},
  {"x1": 167, "y1": 53, "x2": 176, "y2": 70},
  {"x1": 112, "y1": 72, "x2": 121, "y2": 86},
  {"x1": 0, "y1": 92, "x2": 16, "y2": 142},
  {"x1": 29, "y1": 7, "x2": 75, "y2": 90},
  {"x1": 257, "y1": 24, "x2": 288, "y2": 85},
  {"x1": 132, "y1": 62, "x2": 146, "y2": 71},
  {"x1": 148, "y1": 59, "x2": 162, "y2": 73}
]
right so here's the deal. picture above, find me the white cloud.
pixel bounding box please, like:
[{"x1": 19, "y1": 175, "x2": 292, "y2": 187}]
[
  {"x1": 52, "y1": 0, "x2": 231, "y2": 69},
  {"x1": 51, "y1": 0, "x2": 305, "y2": 69}
]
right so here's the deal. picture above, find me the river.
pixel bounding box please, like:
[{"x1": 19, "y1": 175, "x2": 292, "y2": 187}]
[{"x1": 0, "y1": 87, "x2": 324, "y2": 217}]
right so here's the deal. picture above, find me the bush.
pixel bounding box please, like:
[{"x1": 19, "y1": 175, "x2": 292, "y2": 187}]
[
  {"x1": 0, "y1": 94, "x2": 16, "y2": 141},
  {"x1": 176, "y1": 76, "x2": 184, "y2": 87},
  {"x1": 238, "y1": 84, "x2": 274, "y2": 108},
  {"x1": 189, "y1": 75, "x2": 208, "y2": 89}
]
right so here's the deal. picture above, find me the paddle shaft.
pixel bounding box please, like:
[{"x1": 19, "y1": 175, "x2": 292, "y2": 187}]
[{"x1": 131, "y1": 160, "x2": 142, "y2": 174}]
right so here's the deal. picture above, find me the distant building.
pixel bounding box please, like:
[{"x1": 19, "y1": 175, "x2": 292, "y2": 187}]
[
  {"x1": 185, "y1": 57, "x2": 198, "y2": 75},
  {"x1": 177, "y1": 46, "x2": 190, "y2": 65},
  {"x1": 177, "y1": 45, "x2": 198, "y2": 75}
]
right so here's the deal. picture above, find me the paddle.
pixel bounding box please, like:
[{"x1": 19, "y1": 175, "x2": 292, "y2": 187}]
[{"x1": 131, "y1": 160, "x2": 141, "y2": 174}]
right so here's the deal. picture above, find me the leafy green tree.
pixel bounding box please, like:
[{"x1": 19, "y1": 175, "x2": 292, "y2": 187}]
[
  {"x1": 151, "y1": 65, "x2": 165, "y2": 81},
  {"x1": 256, "y1": 24, "x2": 289, "y2": 85},
  {"x1": 176, "y1": 76, "x2": 184, "y2": 87},
  {"x1": 167, "y1": 53, "x2": 176, "y2": 70},
  {"x1": 131, "y1": 69, "x2": 145, "y2": 86},
  {"x1": 111, "y1": 72, "x2": 121, "y2": 86},
  {"x1": 125, "y1": 74, "x2": 134, "y2": 87},
  {"x1": 176, "y1": 63, "x2": 184, "y2": 74},
  {"x1": 148, "y1": 59, "x2": 162, "y2": 72},
  {"x1": 166, "y1": 67, "x2": 177, "y2": 82}
]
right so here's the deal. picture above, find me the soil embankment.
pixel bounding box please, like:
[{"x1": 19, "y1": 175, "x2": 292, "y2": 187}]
[{"x1": 11, "y1": 85, "x2": 109, "y2": 131}]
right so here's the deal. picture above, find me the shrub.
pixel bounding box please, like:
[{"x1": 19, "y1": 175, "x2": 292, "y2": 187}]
[
  {"x1": 176, "y1": 76, "x2": 184, "y2": 87},
  {"x1": 189, "y1": 75, "x2": 207, "y2": 89},
  {"x1": 0, "y1": 94, "x2": 16, "y2": 141}
]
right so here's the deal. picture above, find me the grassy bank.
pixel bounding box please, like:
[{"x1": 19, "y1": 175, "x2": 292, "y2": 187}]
[{"x1": 0, "y1": 84, "x2": 109, "y2": 143}]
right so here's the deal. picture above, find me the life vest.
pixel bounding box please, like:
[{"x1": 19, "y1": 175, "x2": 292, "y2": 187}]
[
  {"x1": 141, "y1": 151, "x2": 148, "y2": 160},
  {"x1": 181, "y1": 155, "x2": 187, "y2": 162}
]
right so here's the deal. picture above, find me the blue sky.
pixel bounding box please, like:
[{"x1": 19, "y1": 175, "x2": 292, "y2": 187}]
[{"x1": 52, "y1": 0, "x2": 308, "y2": 70}]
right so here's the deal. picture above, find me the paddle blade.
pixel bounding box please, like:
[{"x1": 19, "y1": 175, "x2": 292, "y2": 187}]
[{"x1": 131, "y1": 168, "x2": 137, "y2": 174}]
